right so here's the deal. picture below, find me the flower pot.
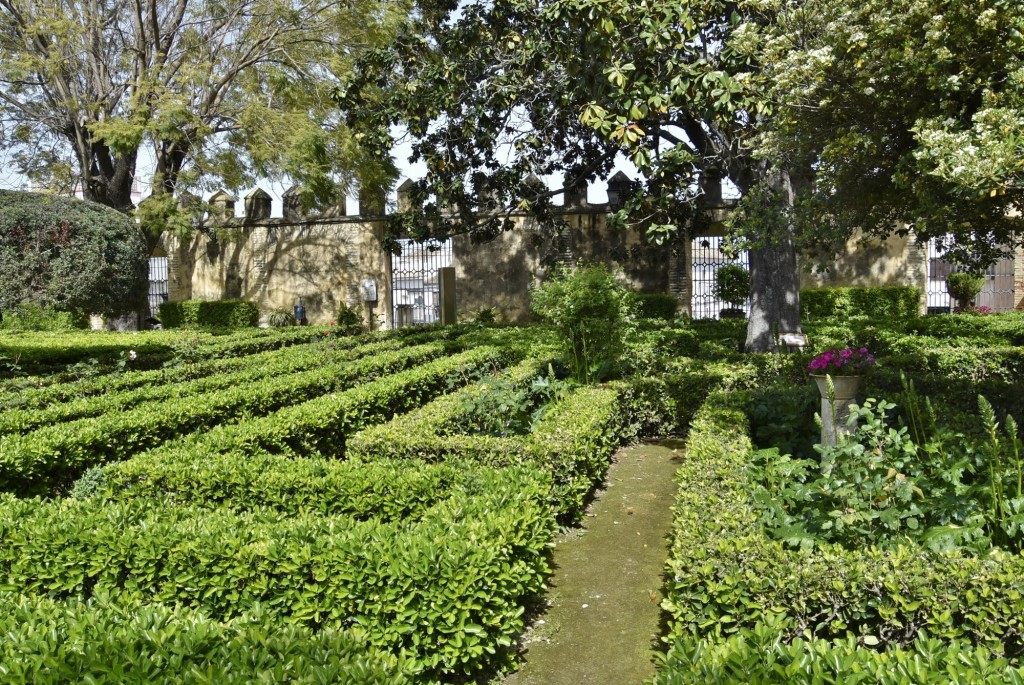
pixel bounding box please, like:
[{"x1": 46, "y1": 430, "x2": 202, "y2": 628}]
[
  {"x1": 718, "y1": 307, "x2": 746, "y2": 319},
  {"x1": 811, "y1": 374, "x2": 862, "y2": 401},
  {"x1": 810, "y1": 374, "x2": 863, "y2": 448}
]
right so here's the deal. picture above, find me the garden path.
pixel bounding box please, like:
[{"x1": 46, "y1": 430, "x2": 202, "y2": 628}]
[{"x1": 502, "y1": 441, "x2": 684, "y2": 685}]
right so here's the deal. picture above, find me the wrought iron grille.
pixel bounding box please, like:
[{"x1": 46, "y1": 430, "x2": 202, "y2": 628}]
[
  {"x1": 391, "y1": 238, "x2": 454, "y2": 327},
  {"x1": 148, "y1": 257, "x2": 169, "y2": 319},
  {"x1": 690, "y1": 236, "x2": 750, "y2": 319},
  {"x1": 927, "y1": 238, "x2": 1015, "y2": 313}
]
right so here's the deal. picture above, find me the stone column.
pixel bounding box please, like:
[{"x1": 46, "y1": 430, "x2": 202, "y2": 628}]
[
  {"x1": 1015, "y1": 240, "x2": 1024, "y2": 311},
  {"x1": 668, "y1": 236, "x2": 691, "y2": 318}
]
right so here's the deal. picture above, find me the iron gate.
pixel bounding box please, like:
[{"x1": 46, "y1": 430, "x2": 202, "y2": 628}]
[
  {"x1": 691, "y1": 236, "x2": 750, "y2": 319},
  {"x1": 391, "y1": 238, "x2": 454, "y2": 327},
  {"x1": 148, "y1": 257, "x2": 169, "y2": 319},
  {"x1": 927, "y1": 239, "x2": 1015, "y2": 313}
]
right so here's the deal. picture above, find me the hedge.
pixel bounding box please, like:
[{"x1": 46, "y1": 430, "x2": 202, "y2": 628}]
[
  {"x1": 0, "y1": 342, "x2": 449, "y2": 495},
  {"x1": 0, "y1": 338, "x2": 405, "y2": 436},
  {"x1": 0, "y1": 465, "x2": 554, "y2": 681},
  {"x1": 150, "y1": 345, "x2": 506, "y2": 462},
  {"x1": 801, "y1": 286, "x2": 921, "y2": 320},
  {"x1": 656, "y1": 622, "x2": 1024, "y2": 684},
  {"x1": 349, "y1": 366, "x2": 623, "y2": 522},
  {"x1": 0, "y1": 593, "x2": 407, "y2": 684},
  {"x1": 660, "y1": 389, "x2": 1024, "y2": 666},
  {"x1": 159, "y1": 299, "x2": 260, "y2": 329},
  {"x1": 633, "y1": 292, "x2": 679, "y2": 320},
  {"x1": 97, "y1": 454, "x2": 468, "y2": 521}
]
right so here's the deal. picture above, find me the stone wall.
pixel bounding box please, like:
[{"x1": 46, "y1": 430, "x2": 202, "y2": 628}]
[
  {"x1": 454, "y1": 210, "x2": 675, "y2": 321},
  {"x1": 164, "y1": 216, "x2": 392, "y2": 328},
  {"x1": 800, "y1": 232, "x2": 929, "y2": 313}
]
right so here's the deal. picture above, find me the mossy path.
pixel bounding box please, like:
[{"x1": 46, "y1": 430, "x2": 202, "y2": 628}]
[{"x1": 503, "y1": 441, "x2": 684, "y2": 685}]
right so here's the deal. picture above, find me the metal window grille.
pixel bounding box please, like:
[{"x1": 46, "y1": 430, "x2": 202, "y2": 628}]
[
  {"x1": 148, "y1": 257, "x2": 169, "y2": 319},
  {"x1": 690, "y1": 236, "x2": 750, "y2": 319},
  {"x1": 927, "y1": 238, "x2": 1015, "y2": 313},
  {"x1": 391, "y1": 238, "x2": 454, "y2": 327}
]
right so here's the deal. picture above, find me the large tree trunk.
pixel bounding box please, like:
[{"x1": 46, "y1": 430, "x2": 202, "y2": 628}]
[{"x1": 744, "y1": 168, "x2": 803, "y2": 352}]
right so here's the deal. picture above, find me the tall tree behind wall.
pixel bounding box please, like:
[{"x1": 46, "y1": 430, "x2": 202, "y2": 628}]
[
  {"x1": 0, "y1": 0, "x2": 410, "y2": 249},
  {"x1": 344, "y1": 0, "x2": 808, "y2": 351}
]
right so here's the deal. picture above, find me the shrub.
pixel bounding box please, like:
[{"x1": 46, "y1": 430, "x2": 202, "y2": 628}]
[
  {"x1": 0, "y1": 190, "x2": 148, "y2": 317},
  {"x1": 947, "y1": 272, "x2": 986, "y2": 311},
  {"x1": 159, "y1": 299, "x2": 259, "y2": 329},
  {"x1": 531, "y1": 264, "x2": 633, "y2": 382},
  {"x1": 0, "y1": 593, "x2": 409, "y2": 684},
  {"x1": 712, "y1": 264, "x2": 750, "y2": 309},
  {"x1": 632, "y1": 292, "x2": 679, "y2": 320},
  {"x1": 0, "y1": 303, "x2": 89, "y2": 331},
  {"x1": 336, "y1": 302, "x2": 365, "y2": 334},
  {"x1": 265, "y1": 308, "x2": 295, "y2": 327},
  {"x1": 801, "y1": 286, "x2": 921, "y2": 320},
  {"x1": 661, "y1": 388, "x2": 1024, "y2": 663}
]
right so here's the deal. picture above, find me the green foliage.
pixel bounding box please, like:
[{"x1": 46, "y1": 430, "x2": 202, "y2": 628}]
[
  {"x1": 657, "y1": 620, "x2": 1024, "y2": 685},
  {"x1": 335, "y1": 302, "x2": 366, "y2": 334},
  {"x1": 745, "y1": 382, "x2": 820, "y2": 461},
  {"x1": 0, "y1": 342, "x2": 453, "y2": 495},
  {"x1": 0, "y1": 303, "x2": 89, "y2": 331},
  {"x1": 159, "y1": 299, "x2": 260, "y2": 330},
  {"x1": 0, "y1": 594, "x2": 409, "y2": 684},
  {"x1": 0, "y1": 190, "x2": 147, "y2": 316},
  {"x1": 758, "y1": 0, "x2": 1024, "y2": 270},
  {"x1": 530, "y1": 264, "x2": 633, "y2": 383},
  {"x1": 712, "y1": 264, "x2": 750, "y2": 308},
  {"x1": 801, "y1": 286, "x2": 922, "y2": 320},
  {"x1": 349, "y1": 362, "x2": 623, "y2": 522},
  {"x1": 947, "y1": 272, "x2": 986, "y2": 311},
  {"x1": 632, "y1": 293, "x2": 679, "y2": 320},
  {"x1": 0, "y1": 466, "x2": 553, "y2": 681},
  {"x1": 266, "y1": 308, "x2": 296, "y2": 327},
  {"x1": 662, "y1": 388, "x2": 1024, "y2": 660},
  {"x1": 456, "y1": 367, "x2": 570, "y2": 438}
]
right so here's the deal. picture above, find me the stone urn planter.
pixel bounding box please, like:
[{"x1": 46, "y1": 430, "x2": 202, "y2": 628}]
[{"x1": 811, "y1": 374, "x2": 862, "y2": 447}]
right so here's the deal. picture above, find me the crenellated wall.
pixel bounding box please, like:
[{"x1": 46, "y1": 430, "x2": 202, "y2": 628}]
[{"x1": 159, "y1": 180, "x2": 1018, "y2": 326}]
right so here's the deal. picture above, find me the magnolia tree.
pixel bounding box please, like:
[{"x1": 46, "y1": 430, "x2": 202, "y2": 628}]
[{"x1": 344, "y1": 0, "x2": 1022, "y2": 350}]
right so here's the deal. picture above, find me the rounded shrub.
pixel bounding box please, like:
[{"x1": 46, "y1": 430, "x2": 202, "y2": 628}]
[
  {"x1": 946, "y1": 272, "x2": 985, "y2": 311},
  {"x1": 712, "y1": 264, "x2": 750, "y2": 309},
  {"x1": 530, "y1": 264, "x2": 632, "y2": 383},
  {"x1": 0, "y1": 190, "x2": 147, "y2": 318}
]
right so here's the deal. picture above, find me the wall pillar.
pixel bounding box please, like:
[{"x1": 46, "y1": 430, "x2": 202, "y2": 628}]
[
  {"x1": 908, "y1": 234, "x2": 930, "y2": 315},
  {"x1": 668, "y1": 236, "x2": 692, "y2": 318},
  {"x1": 1015, "y1": 240, "x2": 1024, "y2": 311}
]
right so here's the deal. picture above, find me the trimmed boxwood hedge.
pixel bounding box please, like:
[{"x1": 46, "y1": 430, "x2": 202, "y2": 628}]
[
  {"x1": 0, "y1": 342, "x2": 450, "y2": 495},
  {"x1": 0, "y1": 463, "x2": 554, "y2": 682},
  {"x1": 0, "y1": 592, "x2": 408, "y2": 684},
  {"x1": 348, "y1": 364, "x2": 623, "y2": 522},
  {"x1": 801, "y1": 286, "x2": 921, "y2": 320},
  {"x1": 159, "y1": 299, "x2": 260, "y2": 329},
  {"x1": 660, "y1": 388, "x2": 1024, "y2": 669}
]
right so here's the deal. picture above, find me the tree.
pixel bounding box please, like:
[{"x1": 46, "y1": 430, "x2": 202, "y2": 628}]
[
  {"x1": 0, "y1": 0, "x2": 411, "y2": 248},
  {"x1": 344, "y1": 0, "x2": 806, "y2": 351},
  {"x1": 754, "y1": 0, "x2": 1024, "y2": 272},
  {"x1": 0, "y1": 190, "x2": 148, "y2": 317}
]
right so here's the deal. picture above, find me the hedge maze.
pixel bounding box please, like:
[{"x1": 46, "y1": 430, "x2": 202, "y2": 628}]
[{"x1": 0, "y1": 323, "x2": 625, "y2": 683}]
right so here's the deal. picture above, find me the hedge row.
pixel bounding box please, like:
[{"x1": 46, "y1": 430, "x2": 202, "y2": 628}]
[
  {"x1": 0, "y1": 464, "x2": 554, "y2": 681},
  {"x1": 0, "y1": 593, "x2": 407, "y2": 684},
  {"x1": 143, "y1": 345, "x2": 505, "y2": 464},
  {"x1": 660, "y1": 389, "x2": 1024, "y2": 665},
  {"x1": 656, "y1": 622, "x2": 1024, "y2": 684},
  {"x1": 0, "y1": 324, "x2": 333, "y2": 382},
  {"x1": 158, "y1": 299, "x2": 260, "y2": 329},
  {"x1": 0, "y1": 338, "x2": 405, "y2": 436},
  {"x1": 800, "y1": 286, "x2": 921, "y2": 320},
  {"x1": 0, "y1": 342, "x2": 449, "y2": 495},
  {"x1": 349, "y1": 368, "x2": 622, "y2": 522},
  {"x1": 97, "y1": 455, "x2": 468, "y2": 521}
]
